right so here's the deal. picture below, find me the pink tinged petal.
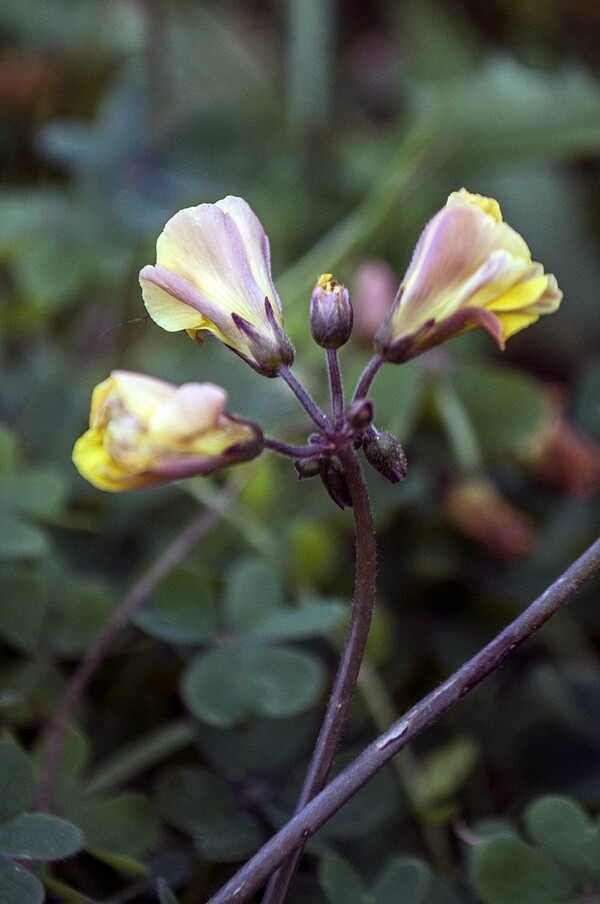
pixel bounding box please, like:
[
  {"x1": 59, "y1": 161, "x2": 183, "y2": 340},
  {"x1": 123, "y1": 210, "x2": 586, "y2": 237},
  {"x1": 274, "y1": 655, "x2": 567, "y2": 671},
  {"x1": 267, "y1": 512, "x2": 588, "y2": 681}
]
[
  {"x1": 216, "y1": 196, "x2": 283, "y2": 318},
  {"x1": 140, "y1": 265, "x2": 223, "y2": 332},
  {"x1": 155, "y1": 203, "x2": 277, "y2": 328},
  {"x1": 109, "y1": 371, "x2": 175, "y2": 419}
]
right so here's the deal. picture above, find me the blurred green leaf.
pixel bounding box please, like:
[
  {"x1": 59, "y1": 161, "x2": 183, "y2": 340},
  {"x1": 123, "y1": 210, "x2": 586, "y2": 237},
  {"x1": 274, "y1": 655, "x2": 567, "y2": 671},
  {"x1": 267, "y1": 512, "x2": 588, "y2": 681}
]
[
  {"x1": 0, "y1": 566, "x2": 49, "y2": 651},
  {"x1": 0, "y1": 515, "x2": 48, "y2": 560},
  {"x1": 181, "y1": 646, "x2": 325, "y2": 727},
  {"x1": 46, "y1": 580, "x2": 115, "y2": 656},
  {"x1": 224, "y1": 559, "x2": 283, "y2": 633},
  {"x1": 320, "y1": 855, "x2": 366, "y2": 904},
  {"x1": 0, "y1": 738, "x2": 35, "y2": 825},
  {"x1": 73, "y1": 793, "x2": 161, "y2": 860},
  {"x1": 453, "y1": 363, "x2": 550, "y2": 455},
  {"x1": 245, "y1": 599, "x2": 348, "y2": 642},
  {"x1": 134, "y1": 565, "x2": 218, "y2": 645},
  {"x1": 0, "y1": 813, "x2": 83, "y2": 860},
  {"x1": 0, "y1": 854, "x2": 44, "y2": 904},
  {"x1": 157, "y1": 879, "x2": 181, "y2": 904},
  {"x1": 155, "y1": 766, "x2": 263, "y2": 862},
  {"x1": 524, "y1": 796, "x2": 600, "y2": 885},
  {"x1": 415, "y1": 59, "x2": 600, "y2": 161},
  {"x1": 0, "y1": 426, "x2": 18, "y2": 475},
  {"x1": 374, "y1": 857, "x2": 432, "y2": 904},
  {"x1": 471, "y1": 835, "x2": 577, "y2": 904}
]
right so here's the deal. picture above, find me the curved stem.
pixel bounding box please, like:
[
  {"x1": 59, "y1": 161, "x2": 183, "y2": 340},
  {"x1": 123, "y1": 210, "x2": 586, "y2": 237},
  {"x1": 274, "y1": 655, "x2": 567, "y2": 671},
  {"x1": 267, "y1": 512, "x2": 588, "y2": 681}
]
[
  {"x1": 35, "y1": 480, "x2": 240, "y2": 813},
  {"x1": 263, "y1": 437, "x2": 326, "y2": 459},
  {"x1": 353, "y1": 354, "x2": 385, "y2": 402},
  {"x1": 326, "y1": 348, "x2": 344, "y2": 425},
  {"x1": 207, "y1": 533, "x2": 600, "y2": 904},
  {"x1": 261, "y1": 446, "x2": 376, "y2": 904},
  {"x1": 278, "y1": 366, "x2": 330, "y2": 430}
]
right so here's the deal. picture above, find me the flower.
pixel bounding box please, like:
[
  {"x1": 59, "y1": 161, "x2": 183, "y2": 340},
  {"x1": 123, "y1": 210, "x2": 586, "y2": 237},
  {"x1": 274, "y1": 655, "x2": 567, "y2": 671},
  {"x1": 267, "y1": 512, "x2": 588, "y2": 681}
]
[
  {"x1": 73, "y1": 371, "x2": 263, "y2": 492},
  {"x1": 309, "y1": 273, "x2": 353, "y2": 349},
  {"x1": 374, "y1": 189, "x2": 562, "y2": 363},
  {"x1": 139, "y1": 196, "x2": 294, "y2": 376}
]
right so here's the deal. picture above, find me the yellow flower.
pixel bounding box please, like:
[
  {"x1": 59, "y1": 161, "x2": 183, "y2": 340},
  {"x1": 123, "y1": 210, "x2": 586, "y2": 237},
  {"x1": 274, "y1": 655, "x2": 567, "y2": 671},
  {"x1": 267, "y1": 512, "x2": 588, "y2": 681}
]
[
  {"x1": 374, "y1": 189, "x2": 562, "y2": 363},
  {"x1": 139, "y1": 196, "x2": 294, "y2": 376},
  {"x1": 73, "y1": 371, "x2": 263, "y2": 492}
]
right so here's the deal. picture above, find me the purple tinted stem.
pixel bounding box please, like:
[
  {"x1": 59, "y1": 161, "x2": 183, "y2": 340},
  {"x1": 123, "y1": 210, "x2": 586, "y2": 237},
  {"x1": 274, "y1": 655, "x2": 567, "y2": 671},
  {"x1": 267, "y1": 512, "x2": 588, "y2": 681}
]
[
  {"x1": 278, "y1": 366, "x2": 330, "y2": 430},
  {"x1": 207, "y1": 534, "x2": 600, "y2": 904}
]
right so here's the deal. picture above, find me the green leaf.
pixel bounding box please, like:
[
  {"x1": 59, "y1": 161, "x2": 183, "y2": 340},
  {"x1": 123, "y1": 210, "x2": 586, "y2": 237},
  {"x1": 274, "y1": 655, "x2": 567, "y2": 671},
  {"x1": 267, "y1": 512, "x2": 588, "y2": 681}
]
[
  {"x1": 46, "y1": 580, "x2": 115, "y2": 656},
  {"x1": 374, "y1": 857, "x2": 432, "y2": 904},
  {"x1": 0, "y1": 468, "x2": 66, "y2": 520},
  {"x1": 0, "y1": 738, "x2": 35, "y2": 824},
  {"x1": 0, "y1": 814, "x2": 83, "y2": 860},
  {"x1": 524, "y1": 796, "x2": 600, "y2": 884},
  {"x1": 416, "y1": 59, "x2": 600, "y2": 162},
  {"x1": 453, "y1": 363, "x2": 550, "y2": 455},
  {"x1": 181, "y1": 645, "x2": 325, "y2": 727},
  {"x1": 471, "y1": 835, "x2": 577, "y2": 904},
  {"x1": 320, "y1": 855, "x2": 367, "y2": 904},
  {"x1": 0, "y1": 514, "x2": 48, "y2": 560},
  {"x1": 157, "y1": 879, "x2": 181, "y2": 904},
  {"x1": 224, "y1": 559, "x2": 283, "y2": 632},
  {"x1": 0, "y1": 854, "x2": 44, "y2": 904},
  {"x1": 0, "y1": 566, "x2": 49, "y2": 652},
  {"x1": 134, "y1": 565, "x2": 218, "y2": 644},
  {"x1": 0, "y1": 425, "x2": 18, "y2": 475},
  {"x1": 411, "y1": 738, "x2": 479, "y2": 811},
  {"x1": 73, "y1": 793, "x2": 161, "y2": 859},
  {"x1": 245, "y1": 599, "x2": 348, "y2": 642},
  {"x1": 155, "y1": 766, "x2": 263, "y2": 862}
]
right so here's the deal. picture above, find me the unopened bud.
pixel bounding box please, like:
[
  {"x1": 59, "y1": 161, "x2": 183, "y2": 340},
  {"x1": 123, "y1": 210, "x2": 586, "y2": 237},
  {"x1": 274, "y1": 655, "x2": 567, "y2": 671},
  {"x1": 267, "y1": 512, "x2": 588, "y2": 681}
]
[
  {"x1": 363, "y1": 429, "x2": 407, "y2": 483},
  {"x1": 294, "y1": 458, "x2": 322, "y2": 480},
  {"x1": 309, "y1": 274, "x2": 353, "y2": 349},
  {"x1": 345, "y1": 399, "x2": 373, "y2": 430},
  {"x1": 320, "y1": 458, "x2": 352, "y2": 509}
]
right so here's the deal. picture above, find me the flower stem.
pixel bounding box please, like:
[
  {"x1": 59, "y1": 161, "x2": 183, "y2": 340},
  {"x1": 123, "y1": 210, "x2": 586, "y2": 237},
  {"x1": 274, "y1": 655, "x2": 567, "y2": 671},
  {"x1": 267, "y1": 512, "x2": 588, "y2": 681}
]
[
  {"x1": 278, "y1": 366, "x2": 330, "y2": 430},
  {"x1": 326, "y1": 348, "x2": 344, "y2": 424},
  {"x1": 261, "y1": 446, "x2": 376, "y2": 904},
  {"x1": 263, "y1": 437, "x2": 326, "y2": 459},
  {"x1": 353, "y1": 354, "x2": 385, "y2": 401},
  {"x1": 35, "y1": 480, "x2": 240, "y2": 813},
  {"x1": 207, "y1": 533, "x2": 600, "y2": 904}
]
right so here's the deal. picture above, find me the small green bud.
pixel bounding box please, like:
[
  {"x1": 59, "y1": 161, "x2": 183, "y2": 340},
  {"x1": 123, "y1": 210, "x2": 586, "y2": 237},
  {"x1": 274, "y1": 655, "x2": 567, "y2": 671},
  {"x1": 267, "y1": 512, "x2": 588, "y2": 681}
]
[
  {"x1": 310, "y1": 274, "x2": 353, "y2": 349},
  {"x1": 294, "y1": 457, "x2": 323, "y2": 479}
]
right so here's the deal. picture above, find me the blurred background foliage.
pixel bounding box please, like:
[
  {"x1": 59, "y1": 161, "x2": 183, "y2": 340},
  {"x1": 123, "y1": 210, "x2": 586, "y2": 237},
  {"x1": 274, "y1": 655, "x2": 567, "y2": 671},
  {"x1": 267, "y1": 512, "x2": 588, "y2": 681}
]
[{"x1": 1, "y1": 0, "x2": 600, "y2": 901}]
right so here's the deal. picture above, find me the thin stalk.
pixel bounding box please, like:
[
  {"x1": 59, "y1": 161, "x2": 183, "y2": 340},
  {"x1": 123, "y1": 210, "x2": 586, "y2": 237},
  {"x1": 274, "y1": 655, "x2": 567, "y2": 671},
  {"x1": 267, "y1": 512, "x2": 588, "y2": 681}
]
[
  {"x1": 263, "y1": 437, "x2": 326, "y2": 459},
  {"x1": 35, "y1": 480, "x2": 240, "y2": 813},
  {"x1": 207, "y1": 533, "x2": 600, "y2": 904},
  {"x1": 353, "y1": 354, "x2": 385, "y2": 402},
  {"x1": 279, "y1": 366, "x2": 330, "y2": 430},
  {"x1": 326, "y1": 348, "x2": 344, "y2": 425},
  {"x1": 261, "y1": 447, "x2": 376, "y2": 904}
]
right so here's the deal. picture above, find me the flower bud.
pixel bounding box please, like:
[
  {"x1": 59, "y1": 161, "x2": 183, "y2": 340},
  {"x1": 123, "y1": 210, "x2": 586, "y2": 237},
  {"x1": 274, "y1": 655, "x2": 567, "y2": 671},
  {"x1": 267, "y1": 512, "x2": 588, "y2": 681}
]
[
  {"x1": 309, "y1": 274, "x2": 353, "y2": 349},
  {"x1": 320, "y1": 458, "x2": 352, "y2": 509},
  {"x1": 363, "y1": 428, "x2": 407, "y2": 483},
  {"x1": 294, "y1": 458, "x2": 323, "y2": 480},
  {"x1": 344, "y1": 399, "x2": 373, "y2": 431},
  {"x1": 72, "y1": 371, "x2": 263, "y2": 492}
]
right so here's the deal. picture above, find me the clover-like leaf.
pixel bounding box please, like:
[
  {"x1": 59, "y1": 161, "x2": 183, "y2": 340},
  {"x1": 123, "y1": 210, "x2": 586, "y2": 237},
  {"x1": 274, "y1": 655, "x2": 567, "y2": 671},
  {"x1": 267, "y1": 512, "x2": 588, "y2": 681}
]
[
  {"x1": 471, "y1": 835, "x2": 577, "y2": 904},
  {"x1": 181, "y1": 646, "x2": 325, "y2": 727},
  {"x1": 0, "y1": 854, "x2": 44, "y2": 904},
  {"x1": 0, "y1": 739, "x2": 35, "y2": 825},
  {"x1": 524, "y1": 796, "x2": 600, "y2": 885},
  {"x1": 135, "y1": 565, "x2": 218, "y2": 644},
  {"x1": 0, "y1": 814, "x2": 83, "y2": 860}
]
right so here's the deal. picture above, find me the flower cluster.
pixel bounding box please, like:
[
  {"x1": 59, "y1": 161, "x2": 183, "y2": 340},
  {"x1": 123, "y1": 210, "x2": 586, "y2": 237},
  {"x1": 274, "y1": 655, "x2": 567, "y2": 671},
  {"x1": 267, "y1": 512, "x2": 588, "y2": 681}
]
[{"x1": 73, "y1": 190, "x2": 561, "y2": 493}]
